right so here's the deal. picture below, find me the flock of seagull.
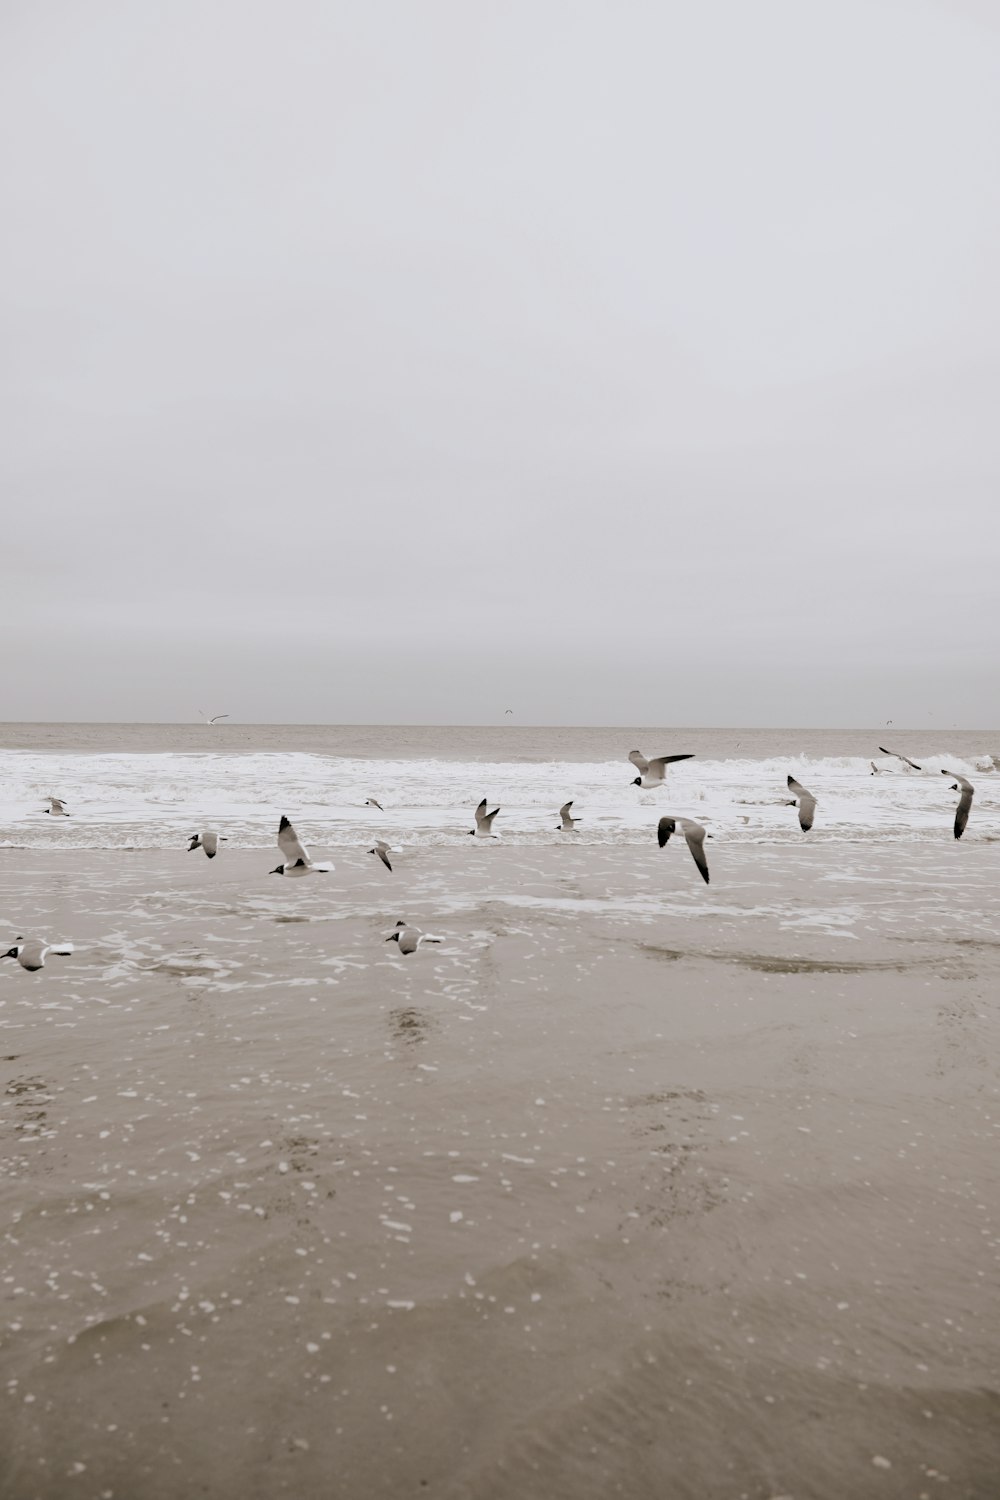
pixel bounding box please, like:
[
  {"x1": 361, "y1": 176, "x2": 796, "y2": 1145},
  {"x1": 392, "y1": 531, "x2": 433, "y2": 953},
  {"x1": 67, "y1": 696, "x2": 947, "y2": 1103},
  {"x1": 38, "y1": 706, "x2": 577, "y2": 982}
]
[{"x1": 6, "y1": 747, "x2": 978, "y2": 970}]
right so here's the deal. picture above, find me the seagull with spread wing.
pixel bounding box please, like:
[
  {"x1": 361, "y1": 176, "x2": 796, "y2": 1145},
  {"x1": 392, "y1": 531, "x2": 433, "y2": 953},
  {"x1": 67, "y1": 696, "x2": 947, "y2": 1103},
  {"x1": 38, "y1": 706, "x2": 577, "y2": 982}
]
[
  {"x1": 269, "y1": 816, "x2": 334, "y2": 875},
  {"x1": 628, "y1": 750, "x2": 694, "y2": 789},
  {"x1": 369, "y1": 840, "x2": 395, "y2": 872},
  {"x1": 188, "y1": 831, "x2": 226, "y2": 859},
  {"x1": 3, "y1": 939, "x2": 75, "y2": 972},
  {"x1": 385, "y1": 921, "x2": 444, "y2": 955},
  {"x1": 556, "y1": 800, "x2": 581, "y2": 831},
  {"x1": 786, "y1": 776, "x2": 817, "y2": 831},
  {"x1": 879, "y1": 746, "x2": 922, "y2": 771},
  {"x1": 942, "y1": 771, "x2": 974, "y2": 839},
  {"x1": 656, "y1": 817, "x2": 711, "y2": 884},
  {"x1": 469, "y1": 799, "x2": 501, "y2": 838}
]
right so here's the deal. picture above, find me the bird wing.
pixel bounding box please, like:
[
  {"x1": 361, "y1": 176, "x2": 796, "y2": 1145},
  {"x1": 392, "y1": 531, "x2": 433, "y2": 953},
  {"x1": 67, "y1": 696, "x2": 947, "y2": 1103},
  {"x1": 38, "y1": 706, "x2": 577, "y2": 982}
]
[
  {"x1": 944, "y1": 774, "x2": 974, "y2": 838},
  {"x1": 628, "y1": 751, "x2": 649, "y2": 773},
  {"x1": 209, "y1": 714, "x2": 229, "y2": 723},
  {"x1": 278, "y1": 816, "x2": 310, "y2": 865},
  {"x1": 203, "y1": 833, "x2": 219, "y2": 857},
  {"x1": 879, "y1": 746, "x2": 921, "y2": 770},
  {"x1": 787, "y1": 777, "x2": 816, "y2": 830},
  {"x1": 680, "y1": 819, "x2": 710, "y2": 884},
  {"x1": 657, "y1": 817, "x2": 676, "y2": 848},
  {"x1": 474, "y1": 798, "x2": 489, "y2": 827},
  {"x1": 954, "y1": 792, "x2": 972, "y2": 839},
  {"x1": 187, "y1": 835, "x2": 202, "y2": 851},
  {"x1": 648, "y1": 755, "x2": 695, "y2": 772},
  {"x1": 375, "y1": 845, "x2": 392, "y2": 871},
  {"x1": 482, "y1": 807, "x2": 499, "y2": 828},
  {"x1": 49, "y1": 943, "x2": 74, "y2": 956},
  {"x1": 49, "y1": 798, "x2": 67, "y2": 813}
]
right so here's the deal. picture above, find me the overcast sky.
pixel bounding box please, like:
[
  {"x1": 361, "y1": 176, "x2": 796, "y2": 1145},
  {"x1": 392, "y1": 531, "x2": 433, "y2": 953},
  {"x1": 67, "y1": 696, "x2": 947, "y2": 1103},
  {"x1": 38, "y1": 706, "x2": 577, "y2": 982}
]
[{"x1": 3, "y1": 0, "x2": 998, "y2": 725}]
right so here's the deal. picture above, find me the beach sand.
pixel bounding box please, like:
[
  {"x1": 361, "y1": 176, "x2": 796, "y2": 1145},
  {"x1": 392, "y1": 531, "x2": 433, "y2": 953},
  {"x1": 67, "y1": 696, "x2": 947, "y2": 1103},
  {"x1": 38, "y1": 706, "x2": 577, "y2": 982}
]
[{"x1": 2, "y1": 843, "x2": 999, "y2": 1498}]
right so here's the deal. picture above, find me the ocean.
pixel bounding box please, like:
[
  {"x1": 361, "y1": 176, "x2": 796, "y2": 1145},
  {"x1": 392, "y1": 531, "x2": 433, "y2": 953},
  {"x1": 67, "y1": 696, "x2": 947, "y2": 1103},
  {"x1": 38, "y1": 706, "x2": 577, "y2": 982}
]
[{"x1": 2, "y1": 724, "x2": 997, "y2": 852}]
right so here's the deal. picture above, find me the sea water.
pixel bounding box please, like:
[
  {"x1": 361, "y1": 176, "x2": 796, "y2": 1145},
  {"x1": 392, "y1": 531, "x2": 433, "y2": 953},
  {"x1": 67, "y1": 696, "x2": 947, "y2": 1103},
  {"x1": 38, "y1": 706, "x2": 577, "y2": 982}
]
[{"x1": 1, "y1": 724, "x2": 996, "y2": 851}]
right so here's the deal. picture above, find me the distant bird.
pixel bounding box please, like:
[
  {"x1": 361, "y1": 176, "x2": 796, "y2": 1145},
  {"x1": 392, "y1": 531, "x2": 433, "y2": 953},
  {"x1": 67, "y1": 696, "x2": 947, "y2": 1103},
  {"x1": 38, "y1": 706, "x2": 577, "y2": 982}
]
[
  {"x1": 188, "y1": 831, "x2": 226, "y2": 859},
  {"x1": 628, "y1": 750, "x2": 694, "y2": 789},
  {"x1": 369, "y1": 840, "x2": 394, "y2": 872},
  {"x1": 385, "y1": 921, "x2": 443, "y2": 955},
  {"x1": 199, "y1": 710, "x2": 229, "y2": 724},
  {"x1": 556, "y1": 800, "x2": 581, "y2": 831},
  {"x1": 44, "y1": 797, "x2": 69, "y2": 816},
  {"x1": 943, "y1": 771, "x2": 974, "y2": 839},
  {"x1": 2, "y1": 939, "x2": 74, "y2": 972},
  {"x1": 365, "y1": 798, "x2": 384, "y2": 812},
  {"x1": 656, "y1": 817, "x2": 711, "y2": 884},
  {"x1": 879, "y1": 746, "x2": 922, "y2": 771},
  {"x1": 786, "y1": 776, "x2": 817, "y2": 831},
  {"x1": 269, "y1": 816, "x2": 334, "y2": 876},
  {"x1": 469, "y1": 799, "x2": 501, "y2": 838}
]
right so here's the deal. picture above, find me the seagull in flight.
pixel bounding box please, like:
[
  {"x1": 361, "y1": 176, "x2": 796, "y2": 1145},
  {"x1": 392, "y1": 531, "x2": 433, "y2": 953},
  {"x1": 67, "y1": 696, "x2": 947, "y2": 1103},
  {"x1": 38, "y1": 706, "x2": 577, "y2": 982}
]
[
  {"x1": 469, "y1": 799, "x2": 501, "y2": 838},
  {"x1": 3, "y1": 939, "x2": 75, "y2": 972},
  {"x1": 943, "y1": 771, "x2": 974, "y2": 839},
  {"x1": 656, "y1": 817, "x2": 711, "y2": 884},
  {"x1": 786, "y1": 776, "x2": 817, "y2": 831},
  {"x1": 556, "y1": 800, "x2": 581, "y2": 831},
  {"x1": 199, "y1": 710, "x2": 230, "y2": 724},
  {"x1": 369, "y1": 840, "x2": 394, "y2": 872},
  {"x1": 44, "y1": 797, "x2": 69, "y2": 816},
  {"x1": 385, "y1": 921, "x2": 444, "y2": 955},
  {"x1": 879, "y1": 746, "x2": 922, "y2": 771},
  {"x1": 188, "y1": 831, "x2": 226, "y2": 859},
  {"x1": 628, "y1": 750, "x2": 694, "y2": 789},
  {"x1": 269, "y1": 816, "x2": 334, "y2": 875},
  {"x1": 365, "y1": 797, "x2": 384, "y2": 812}
]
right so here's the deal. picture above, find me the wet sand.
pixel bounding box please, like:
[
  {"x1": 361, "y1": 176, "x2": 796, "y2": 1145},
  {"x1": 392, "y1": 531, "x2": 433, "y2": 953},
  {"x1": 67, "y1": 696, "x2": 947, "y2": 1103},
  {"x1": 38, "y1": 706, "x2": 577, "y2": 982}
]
[{"x1": 2, "y1": 844, "x2": 999, "y2": 1499}]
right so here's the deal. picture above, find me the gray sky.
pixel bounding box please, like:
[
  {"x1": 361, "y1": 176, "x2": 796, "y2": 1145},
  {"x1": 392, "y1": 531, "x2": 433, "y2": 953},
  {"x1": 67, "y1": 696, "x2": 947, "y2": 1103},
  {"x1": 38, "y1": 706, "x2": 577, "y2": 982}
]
[{"x1": 3, "y1": 0, "x2": 998, "y2": 725}]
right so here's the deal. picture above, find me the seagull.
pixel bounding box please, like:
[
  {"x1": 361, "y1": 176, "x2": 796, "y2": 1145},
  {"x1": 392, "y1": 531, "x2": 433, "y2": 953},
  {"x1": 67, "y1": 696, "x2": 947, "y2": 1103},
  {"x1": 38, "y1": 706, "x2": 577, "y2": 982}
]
[
  {"x1": 2, "y1": 939, "x2": 74, "y2": 972},
  {"x1": 628, "y1": 750, "x2": 695, "y2": 789},
  {"x1": 198, "y1": 710, "x2": 230, "y2": 724},
  {"x1": 365, "y1": 798, "x2": 384, "y2": 812},
  {"x1": 369, "y1": 840, "x2": 394, "y2": 872},
  {"x1": 870, "y1": 761, "x2": 886, "y2": 775},
  {"x1": 786, "y1": 775, "x2": 817, "y2": 831},
  {"x1": 943, "y1": 771, "x2": 974, "y2": 839},
  {"x1": 188, "y1": 831, "x2": 227, "y2": 859},
  {"x1": 269, "y1": 816, "x2": 334, "y2": 875},
  {"x1": 469, "y1": 799, "x2": 500, "y2": 838},
  {"x1": 656, "y1": 817, "x2": 711, "y2": 884},
  {"x1": 557, "y1": 800, "x2": 581, "y2": 831},
  {"x1": 44, "y1": 797, "x2": 69, "y2": 816},
  {"x1": 879, "y1": 746, "x2": 922, "y2": 771},
  {"x1": 384, "y1": 921, "x2": 444, "y2": 955}
]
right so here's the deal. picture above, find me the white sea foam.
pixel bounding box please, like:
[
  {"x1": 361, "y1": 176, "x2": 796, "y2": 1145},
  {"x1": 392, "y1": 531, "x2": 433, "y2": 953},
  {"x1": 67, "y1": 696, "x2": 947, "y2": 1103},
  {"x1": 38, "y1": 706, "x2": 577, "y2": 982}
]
[{"x1": 0, "y1": 747, "x2": 995, "y2": 850}]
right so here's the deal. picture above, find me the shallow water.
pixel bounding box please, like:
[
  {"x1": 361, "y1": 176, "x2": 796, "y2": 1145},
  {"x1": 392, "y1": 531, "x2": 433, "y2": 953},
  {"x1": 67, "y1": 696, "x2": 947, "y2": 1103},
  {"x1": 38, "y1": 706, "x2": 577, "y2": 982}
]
[{"x1": 2, "y1": 842, "x2": 999, "y2": 1498}]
